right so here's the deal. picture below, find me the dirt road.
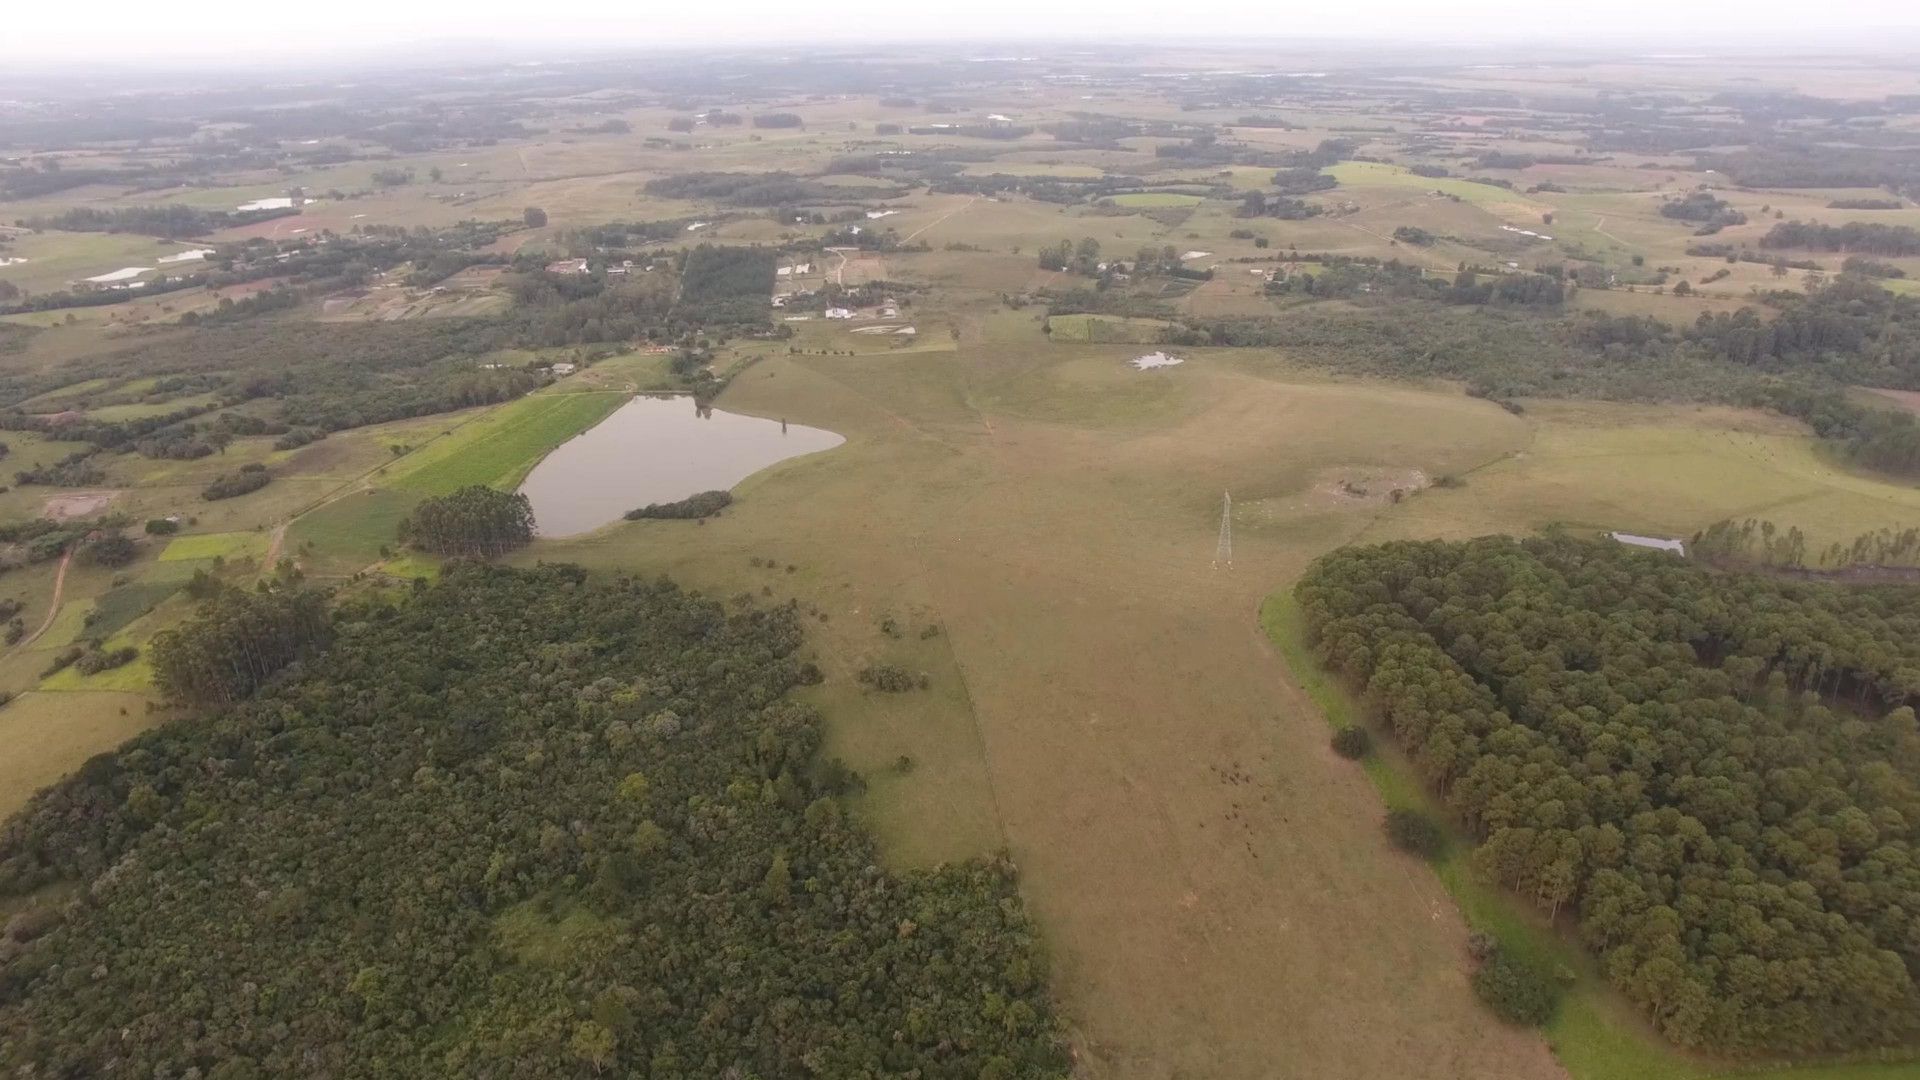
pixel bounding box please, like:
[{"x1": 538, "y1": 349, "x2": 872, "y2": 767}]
[{"x1": 20, "y1": 547, "x2": 74, "y2": 649}]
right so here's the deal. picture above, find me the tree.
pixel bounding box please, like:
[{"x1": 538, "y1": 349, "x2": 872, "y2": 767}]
[
  {"x1": 762, "y1": 852, "x2": 792, "y2": 904},
  {"x1": 569, "y1": 1021, "x2": 616, "y2": 1072},
  {"x1": 523, "y1": 206, "x2": 548, "y2": 228}
]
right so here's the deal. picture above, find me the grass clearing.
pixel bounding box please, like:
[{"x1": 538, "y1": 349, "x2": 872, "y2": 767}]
[
  {"x1": 1328, "y1": 161, "x2": 1551, "y2": 216},
  {"x1": 159, "y1": 531, "x2": 270, "y2": 562},
  {"x1": 0, "y1": 691, "x2": 156, "y2": 820}
]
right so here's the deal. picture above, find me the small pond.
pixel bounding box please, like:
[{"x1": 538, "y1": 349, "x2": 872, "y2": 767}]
[{"x1": 518, "y1": 395, "x2": 844, "y2": 537}]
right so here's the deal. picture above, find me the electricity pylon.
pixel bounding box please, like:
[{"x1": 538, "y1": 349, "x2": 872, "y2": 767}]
[{"x1": 1214, "y1": 491, "x2": 1232, "y2": 569}]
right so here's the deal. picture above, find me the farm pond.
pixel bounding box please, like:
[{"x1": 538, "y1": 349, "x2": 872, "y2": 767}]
[{"x1": 518, "y1": 394, "x2": 844, "y2": 537}]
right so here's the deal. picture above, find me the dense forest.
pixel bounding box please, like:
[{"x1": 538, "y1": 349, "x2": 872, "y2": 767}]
[
  {"x1": 0, "y1": 564, "x2": 1067, "y2": 1077},
  {"x1": 400, "y1": 485, "x2": 538, "y2": 557},
  {"x1": 1297, "y1": 536, "x2": 1920, "y2": 1055},
  {"x1": 148, "y1": 581, "x2": 333, "y2": 705}
]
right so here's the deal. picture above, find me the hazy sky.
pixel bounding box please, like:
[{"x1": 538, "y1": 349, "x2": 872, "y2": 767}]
[{"x1": 18, "y1": 0, "x2": 1920, "y2": 65}]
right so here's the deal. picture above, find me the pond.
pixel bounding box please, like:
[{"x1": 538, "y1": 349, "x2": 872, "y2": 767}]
[{"x1": 518, "y1": 395, "x2": 844, "y2": 537}]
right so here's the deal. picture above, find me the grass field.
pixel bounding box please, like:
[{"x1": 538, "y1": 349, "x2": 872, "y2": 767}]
[
  {"x1": 1328, "y1": 161, "x2": 1552, "y2": 217},
  {"x1": 1043, "y1": 313, "x2": 1174, "y2": 343},
  {"x1": 517, "y1": 308, "x2": 1920, "y2": 1079},
  {"x1": 159, "y1": 531, "x2": 269, "y2": 562},
  {"x1": 534, "y1": 334, "x2": 1558, "y2": 1079},
  {"x1": 1107, "y1": 192, "x2": 1206, "y2": 208},
  {"x1": 0, "y1": 691, "x2": 155, "y2": 820}
]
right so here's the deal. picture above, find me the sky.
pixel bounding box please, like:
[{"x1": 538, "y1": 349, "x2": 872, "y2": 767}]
[{"x1": 16, "y1": 0, "x2": 1920, "y2": 66}]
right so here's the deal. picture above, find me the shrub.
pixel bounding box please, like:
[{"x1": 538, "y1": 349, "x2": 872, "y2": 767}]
[
  {"x1": 40, "y1": 645, "x2": 84, "y2": 678},
  {"x1": 79, "y1": 533, "x2": 138, "y2": 568},
  {"x1": 1331, "y1": 727, "x2": 1372, "y2": 759},
  {"x1": 1385, "y1": 808, "x2": 1444, "y2": 857},
  {"x1": 76, "y1": 646, "x2": 139, "y2": 675},
  {"x1": 1471, "y1": 949, "x2": 1561, "y2": 1026},
  {"x1": 144, "y1": 518, "x2": 180, "y2": 535},
  {"x1": 857, "y1": 664, "x2": 926, "y2": 692},
  {"x1": 202, "y1": 468, "x2": 272, "y2": 501}
]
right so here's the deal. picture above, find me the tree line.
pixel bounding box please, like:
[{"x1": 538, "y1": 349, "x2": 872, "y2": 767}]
[{"x1": 1761, "y1": 221, "x2": 1920, "y2": 256}]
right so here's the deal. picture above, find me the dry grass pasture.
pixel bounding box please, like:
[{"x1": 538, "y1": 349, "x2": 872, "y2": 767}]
[{"x1": 508, "y1": 312, "x2": 1920, "y2": 1080}]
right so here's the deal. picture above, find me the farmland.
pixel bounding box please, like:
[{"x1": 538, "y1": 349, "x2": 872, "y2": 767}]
[{"x1": 3, "y1": 39, "x2": 1920, "y2": 1080}]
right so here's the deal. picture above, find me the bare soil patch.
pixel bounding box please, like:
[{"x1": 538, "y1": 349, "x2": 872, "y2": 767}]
[
  {"x1": 1867, "y1": 387, "x2": 1920, "y2": 415},
  {"x1": 1307, "y1": 465, "x2": 1430, "y2": 508},
  {"x1": 42, "y1": 490, "x2": 119, "y2": 521}
]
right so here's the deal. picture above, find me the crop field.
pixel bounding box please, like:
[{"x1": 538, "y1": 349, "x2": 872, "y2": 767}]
[{"x1": 387, "y1": 389, "x2": 627, "y2": 496}]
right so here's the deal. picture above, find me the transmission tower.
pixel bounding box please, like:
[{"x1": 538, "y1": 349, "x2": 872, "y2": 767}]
[{"x1": 1214, "y1": 491, "x2": 1233, "y2": 570}]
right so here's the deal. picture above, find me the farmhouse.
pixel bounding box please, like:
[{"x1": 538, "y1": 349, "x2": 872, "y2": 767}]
[
  {"x1": 549, "y1": 362, "x2": 577, "y2": 376},
  {"x1": 544, "y1": 259, "x2": 589, "y2": 275},
  {"x1": 825, "y1": 307, "x2": 854, "y2": 320}
]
